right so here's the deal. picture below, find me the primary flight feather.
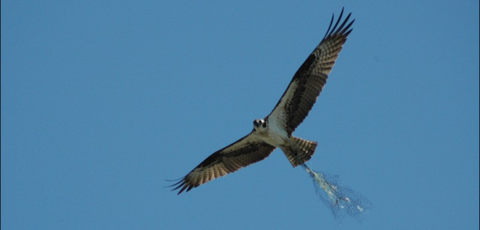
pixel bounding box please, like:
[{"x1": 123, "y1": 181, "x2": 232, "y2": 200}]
[{"x1": 172, "y1": 9, "x2": 354, "y2": 194}]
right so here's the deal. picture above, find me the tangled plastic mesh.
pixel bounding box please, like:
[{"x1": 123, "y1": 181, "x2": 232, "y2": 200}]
[{"x1": 301, "y1": 164, "x2": 372, "y2": 220}]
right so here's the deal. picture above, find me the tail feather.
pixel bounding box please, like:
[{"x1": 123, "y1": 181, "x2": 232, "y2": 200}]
[{"x1": 281, "y1": 137, "x2": 318, "y2": 167}]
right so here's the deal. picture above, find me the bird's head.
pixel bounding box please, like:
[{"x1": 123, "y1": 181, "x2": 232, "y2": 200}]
[{"x1": 253, "y1": 119, "x2": 267, "y2": 131}]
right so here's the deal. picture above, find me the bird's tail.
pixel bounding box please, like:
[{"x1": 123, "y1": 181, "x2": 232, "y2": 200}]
[{"x1": 281, "y1": 136, "x2": 317, "y2": 167}]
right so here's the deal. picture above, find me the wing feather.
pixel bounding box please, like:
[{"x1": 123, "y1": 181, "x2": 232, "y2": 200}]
[
  {"x1": 171, "y1": 132, "x2": 276, "y2": 194},
  {"x1": 268, "y1": 8, "x2": 354, "y2": 134}
]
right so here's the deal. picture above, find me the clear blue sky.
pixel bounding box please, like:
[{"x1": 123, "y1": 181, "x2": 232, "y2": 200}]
[{"x1": 2, "y1": 1, "x2": 479, "y2": 229}]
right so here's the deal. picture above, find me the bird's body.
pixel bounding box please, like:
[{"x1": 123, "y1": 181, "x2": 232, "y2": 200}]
[
  {"x1": 253, "y1": 118, "x2": 289, "y2": 148},
  {"x1": 253, "y1": 118, "x2": 317, "y2": 167},
  {"x1": 172, "y1": 9, "x2": 355, "y2": 194}
]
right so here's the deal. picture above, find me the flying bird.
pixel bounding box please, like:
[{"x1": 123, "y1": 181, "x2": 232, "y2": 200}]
[{"x1": 172, "y1": 9, "x2": 354, "y2": 194}]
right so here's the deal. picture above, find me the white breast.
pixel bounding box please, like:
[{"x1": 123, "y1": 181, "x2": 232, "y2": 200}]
[{"x1": 256, "y1": 114, "x2": 289, "y2": 147}]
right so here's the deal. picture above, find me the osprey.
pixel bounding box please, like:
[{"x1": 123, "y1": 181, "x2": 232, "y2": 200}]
[{"x1": 172, "y1": 9, "x2": 354, "y2": 194}]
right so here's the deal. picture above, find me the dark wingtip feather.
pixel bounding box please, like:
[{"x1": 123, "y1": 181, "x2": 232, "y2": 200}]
[
  {"x1": 177, "y1": 184, "x2": 189, "y2": 195},
  {"x1": 323, "y1": 8, "x2": 355, "y2": 40},
  {"x1": 167, "y1": 177, "x2": 189, "y2": 195},
  {"x1": 330, "y1": 8, "x2": 344, "y2": 34},
  {"x1": 323, "y1": 13, "x2": 335, "y2": 39}
]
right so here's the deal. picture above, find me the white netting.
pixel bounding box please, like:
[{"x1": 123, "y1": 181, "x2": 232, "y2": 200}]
[{"x1": 301, "y1": 164, "x2": 372, "y2": 220}]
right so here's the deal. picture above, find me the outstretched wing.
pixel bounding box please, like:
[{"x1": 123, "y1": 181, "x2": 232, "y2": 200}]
[
  {"x1": 171, "y1": 132, "x2": 276, "y2": 194},
  {"x1": 268, "y1": 9, "x2": 355, "y2": 135}
]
